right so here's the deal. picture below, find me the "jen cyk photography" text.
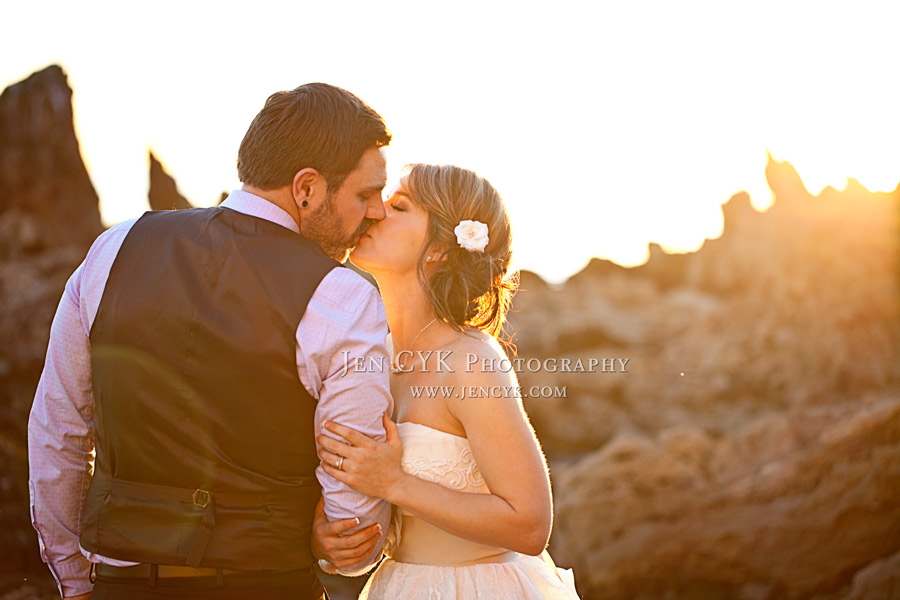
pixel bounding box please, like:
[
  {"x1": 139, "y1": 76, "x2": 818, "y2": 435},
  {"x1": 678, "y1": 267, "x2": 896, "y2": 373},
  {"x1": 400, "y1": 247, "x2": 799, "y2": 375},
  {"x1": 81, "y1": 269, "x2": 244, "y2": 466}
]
[{"x1": 341, "y1": 351, "x2": 630, "y2": 377}]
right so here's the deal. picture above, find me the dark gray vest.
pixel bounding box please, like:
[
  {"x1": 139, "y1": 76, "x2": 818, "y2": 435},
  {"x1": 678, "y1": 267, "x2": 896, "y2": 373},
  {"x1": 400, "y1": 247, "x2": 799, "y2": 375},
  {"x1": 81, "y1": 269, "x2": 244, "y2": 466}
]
[{"x1": 81, "y1": 207, "x2": 339, "y2": 569}]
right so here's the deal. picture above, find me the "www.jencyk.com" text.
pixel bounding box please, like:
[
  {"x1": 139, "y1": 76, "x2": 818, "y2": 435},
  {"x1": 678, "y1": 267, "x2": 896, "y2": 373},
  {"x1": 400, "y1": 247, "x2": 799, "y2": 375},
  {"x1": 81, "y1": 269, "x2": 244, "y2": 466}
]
[{"x1": 408, "y1": 385, "x2": 567, "y2": 400}]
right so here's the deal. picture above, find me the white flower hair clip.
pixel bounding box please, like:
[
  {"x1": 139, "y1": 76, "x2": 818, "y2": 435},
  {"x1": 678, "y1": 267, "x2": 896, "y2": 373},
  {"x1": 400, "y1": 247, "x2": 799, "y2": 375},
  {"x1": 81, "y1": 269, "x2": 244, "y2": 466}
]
[{"x1": 454, "y1": 220, "x2": 489, "y2": 253}]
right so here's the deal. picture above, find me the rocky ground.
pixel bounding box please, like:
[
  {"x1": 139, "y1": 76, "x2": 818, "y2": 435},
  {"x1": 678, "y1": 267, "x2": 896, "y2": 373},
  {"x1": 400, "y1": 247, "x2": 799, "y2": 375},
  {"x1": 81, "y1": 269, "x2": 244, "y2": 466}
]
[
  {"x1": 511, "y1": 161, "x2": 900, "y2": 598},
  {"x1": 1, "y1": 65, "x2": 898, "y2": 599}
]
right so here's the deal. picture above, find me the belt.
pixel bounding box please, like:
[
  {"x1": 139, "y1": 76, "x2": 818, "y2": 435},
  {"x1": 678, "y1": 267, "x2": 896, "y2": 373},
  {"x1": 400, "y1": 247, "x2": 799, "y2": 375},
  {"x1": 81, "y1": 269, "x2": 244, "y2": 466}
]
[{"x1": 95, "y1": 563, "x2": 281, "y2": 580}]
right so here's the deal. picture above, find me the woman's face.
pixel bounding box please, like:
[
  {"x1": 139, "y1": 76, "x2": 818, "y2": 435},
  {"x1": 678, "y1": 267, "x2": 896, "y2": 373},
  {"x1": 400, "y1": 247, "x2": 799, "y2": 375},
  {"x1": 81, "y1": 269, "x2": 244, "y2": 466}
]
[{"x1": 350, "y1": 180, "x2": 430, "y2": 276}]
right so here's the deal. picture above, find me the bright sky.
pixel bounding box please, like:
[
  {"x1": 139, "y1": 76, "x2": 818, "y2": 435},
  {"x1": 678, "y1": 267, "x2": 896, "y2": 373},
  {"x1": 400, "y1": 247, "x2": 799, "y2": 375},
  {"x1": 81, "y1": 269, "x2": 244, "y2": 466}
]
[{"x1": 3, "y1": 1, "x2": 898, "y2": 282}]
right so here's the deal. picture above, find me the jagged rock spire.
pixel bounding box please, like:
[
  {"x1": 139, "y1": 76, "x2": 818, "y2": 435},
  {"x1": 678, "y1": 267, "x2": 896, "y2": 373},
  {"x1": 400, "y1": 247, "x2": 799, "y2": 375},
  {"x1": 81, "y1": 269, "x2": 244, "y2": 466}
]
[
  {"x1": 0, "y1": 65, "x2": 103, "y2": 257},
  {"x1": 148, "y1": 151, "x2": 193, "y2": 210}
]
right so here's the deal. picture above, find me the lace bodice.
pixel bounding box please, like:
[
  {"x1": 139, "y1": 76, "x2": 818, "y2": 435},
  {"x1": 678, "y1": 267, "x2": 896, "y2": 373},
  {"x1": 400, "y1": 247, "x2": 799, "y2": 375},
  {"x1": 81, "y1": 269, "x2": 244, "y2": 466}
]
[
  {"x1": 398, "y1": 424, "x2": 486, "y2": 493},
  {"x1": 384, "y1": 422, "x2": 501, "y2": 565}
]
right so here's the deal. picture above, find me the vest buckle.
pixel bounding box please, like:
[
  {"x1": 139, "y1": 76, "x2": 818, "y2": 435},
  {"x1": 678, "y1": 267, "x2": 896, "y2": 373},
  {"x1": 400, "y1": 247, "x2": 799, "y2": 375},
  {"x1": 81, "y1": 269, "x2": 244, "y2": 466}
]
[{"x1": 192, "y1": 489, "x2": 212, "y2": 509}]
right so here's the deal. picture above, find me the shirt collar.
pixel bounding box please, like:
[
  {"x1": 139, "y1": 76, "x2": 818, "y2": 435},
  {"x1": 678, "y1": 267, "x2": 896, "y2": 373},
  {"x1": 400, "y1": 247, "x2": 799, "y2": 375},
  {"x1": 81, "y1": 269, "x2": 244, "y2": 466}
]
[{"x1": 220, "y1": 190, "x2": 300, "y2": 234}]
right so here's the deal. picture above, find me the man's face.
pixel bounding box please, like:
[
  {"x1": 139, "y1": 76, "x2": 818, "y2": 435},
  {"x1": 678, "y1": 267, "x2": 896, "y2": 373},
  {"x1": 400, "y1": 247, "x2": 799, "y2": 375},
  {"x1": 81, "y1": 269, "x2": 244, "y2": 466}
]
[{"x1": 303, "y1": 147, "x2": 387, "y2": 262}]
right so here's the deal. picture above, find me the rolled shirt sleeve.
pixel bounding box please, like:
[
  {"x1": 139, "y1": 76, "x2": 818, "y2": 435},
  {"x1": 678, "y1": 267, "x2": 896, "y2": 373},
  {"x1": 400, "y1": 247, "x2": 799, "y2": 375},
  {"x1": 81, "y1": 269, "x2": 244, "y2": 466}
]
[{"x1": 297, "y1": 267, "x2": 393, "y2": 575}]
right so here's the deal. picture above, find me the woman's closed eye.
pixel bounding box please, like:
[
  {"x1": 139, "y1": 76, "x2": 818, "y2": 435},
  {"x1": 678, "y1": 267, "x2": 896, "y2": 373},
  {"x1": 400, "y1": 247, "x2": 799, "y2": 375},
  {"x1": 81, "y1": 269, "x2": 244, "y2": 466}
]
[{"x1": 390, "y1": 202, "x2": 406, "y2": 212}]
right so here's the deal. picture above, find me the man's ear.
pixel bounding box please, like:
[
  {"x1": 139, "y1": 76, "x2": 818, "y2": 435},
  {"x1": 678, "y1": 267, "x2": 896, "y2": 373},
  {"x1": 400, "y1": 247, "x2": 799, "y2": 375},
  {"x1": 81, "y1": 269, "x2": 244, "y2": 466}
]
[{"x1": 292, "y1": 168, "x2": 326, "y2": 211}]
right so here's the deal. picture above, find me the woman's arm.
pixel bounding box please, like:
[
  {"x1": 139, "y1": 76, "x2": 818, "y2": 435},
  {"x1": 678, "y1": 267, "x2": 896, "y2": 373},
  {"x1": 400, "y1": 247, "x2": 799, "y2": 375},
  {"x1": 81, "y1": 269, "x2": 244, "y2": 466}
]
[{"x1": 318, "y1": 340, "x2": 553, "y2": 556}]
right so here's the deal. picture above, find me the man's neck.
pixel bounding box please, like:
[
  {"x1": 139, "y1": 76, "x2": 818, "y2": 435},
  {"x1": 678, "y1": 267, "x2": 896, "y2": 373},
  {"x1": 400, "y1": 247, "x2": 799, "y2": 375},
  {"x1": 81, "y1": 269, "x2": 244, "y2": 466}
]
[{"x1": 241, "y1": 184, "x2": 300, "y2": 230}]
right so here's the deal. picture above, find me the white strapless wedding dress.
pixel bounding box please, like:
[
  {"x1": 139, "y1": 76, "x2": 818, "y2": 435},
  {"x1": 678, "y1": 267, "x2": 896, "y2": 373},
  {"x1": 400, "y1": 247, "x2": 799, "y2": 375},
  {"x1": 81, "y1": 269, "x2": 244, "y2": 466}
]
[{"x1": 359, "y1": 422, "x2": 578, "y2": 599}]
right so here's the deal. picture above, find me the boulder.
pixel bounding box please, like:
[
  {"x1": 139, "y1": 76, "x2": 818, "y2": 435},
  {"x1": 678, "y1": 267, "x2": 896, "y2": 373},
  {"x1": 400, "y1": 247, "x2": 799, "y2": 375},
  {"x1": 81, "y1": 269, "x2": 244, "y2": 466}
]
[{"x1": 550, "y1": 395, "x2": 900, "y2": 599}]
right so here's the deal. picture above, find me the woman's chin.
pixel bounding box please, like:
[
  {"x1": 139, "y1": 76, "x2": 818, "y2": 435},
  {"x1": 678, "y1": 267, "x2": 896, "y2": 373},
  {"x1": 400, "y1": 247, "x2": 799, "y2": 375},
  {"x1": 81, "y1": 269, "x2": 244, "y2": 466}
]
[{"x1": 348, "y1": 249, "x2": 376, "y2": 273}]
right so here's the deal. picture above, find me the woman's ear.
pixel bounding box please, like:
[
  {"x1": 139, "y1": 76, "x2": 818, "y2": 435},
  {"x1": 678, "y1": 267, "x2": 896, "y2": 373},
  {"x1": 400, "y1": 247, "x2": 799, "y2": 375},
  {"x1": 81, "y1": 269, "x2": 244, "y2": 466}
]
[{"x1": 424, "y1": 248, "x2": 449, "y2": 264}]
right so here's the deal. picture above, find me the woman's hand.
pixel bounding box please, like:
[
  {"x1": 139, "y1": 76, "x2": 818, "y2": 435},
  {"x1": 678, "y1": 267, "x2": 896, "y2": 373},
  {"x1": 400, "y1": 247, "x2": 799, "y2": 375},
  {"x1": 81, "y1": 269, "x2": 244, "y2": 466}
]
[{"x1": 318, "y1": 413, "x2": 406, "y2": 500}]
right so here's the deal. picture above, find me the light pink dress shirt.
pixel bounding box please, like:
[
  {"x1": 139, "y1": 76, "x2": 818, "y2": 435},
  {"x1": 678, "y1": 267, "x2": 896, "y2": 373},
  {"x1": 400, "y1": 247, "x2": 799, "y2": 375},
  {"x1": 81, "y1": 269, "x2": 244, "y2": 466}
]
[{"x1": 28, "y1": 191, "x2": 392, "y2": 597}]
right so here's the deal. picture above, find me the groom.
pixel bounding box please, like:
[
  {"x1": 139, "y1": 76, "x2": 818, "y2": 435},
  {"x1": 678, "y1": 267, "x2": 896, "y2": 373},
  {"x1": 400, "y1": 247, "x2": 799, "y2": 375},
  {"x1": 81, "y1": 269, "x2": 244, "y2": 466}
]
[{"x1": 28, "y1": 83, "x2": 393, "y2": 599}]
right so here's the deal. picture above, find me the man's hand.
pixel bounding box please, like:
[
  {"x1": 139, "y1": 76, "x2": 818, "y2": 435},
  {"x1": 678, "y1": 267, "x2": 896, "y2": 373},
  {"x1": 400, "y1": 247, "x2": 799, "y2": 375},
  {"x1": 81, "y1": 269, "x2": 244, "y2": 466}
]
[
  {"x1": 65, "y1": 594, "x2": 91, "y2": 600},
  {"x1": 311, "y1": 496, "x2": 382, "y2": 569}
]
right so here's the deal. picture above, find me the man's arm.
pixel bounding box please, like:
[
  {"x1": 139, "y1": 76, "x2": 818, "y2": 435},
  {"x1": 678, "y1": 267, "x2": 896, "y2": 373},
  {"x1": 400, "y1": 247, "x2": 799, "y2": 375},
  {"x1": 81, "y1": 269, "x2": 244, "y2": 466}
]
[
  {"x1": 28, "y1": 262, "x2": 96, "y2": 599},
  {"x1": 28, "y1": 220, "x2": 135, "y2": 599},
  {"x1": 297, "y1": 267, "x2": 393, "y2": 575}
]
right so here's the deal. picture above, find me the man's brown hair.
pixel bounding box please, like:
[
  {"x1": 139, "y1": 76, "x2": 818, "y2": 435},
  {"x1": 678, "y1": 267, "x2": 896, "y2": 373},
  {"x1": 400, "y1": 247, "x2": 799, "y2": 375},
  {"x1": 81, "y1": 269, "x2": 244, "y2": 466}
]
[{"x1": 237, "y1": 83, "x2": 391, "y2": 192}]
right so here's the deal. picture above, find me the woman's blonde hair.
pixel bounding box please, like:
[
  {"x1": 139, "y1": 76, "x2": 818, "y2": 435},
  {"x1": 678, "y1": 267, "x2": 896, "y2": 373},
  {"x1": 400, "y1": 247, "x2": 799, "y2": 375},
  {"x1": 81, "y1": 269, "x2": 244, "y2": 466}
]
[{"x1": 402, "y1": 164, "x2": 518, "y2": 340}]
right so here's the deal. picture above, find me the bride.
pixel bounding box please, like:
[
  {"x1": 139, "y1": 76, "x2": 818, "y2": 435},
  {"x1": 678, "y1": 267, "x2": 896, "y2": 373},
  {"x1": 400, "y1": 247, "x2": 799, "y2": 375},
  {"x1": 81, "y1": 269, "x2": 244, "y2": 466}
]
[{"x1": 315, "y1": 164, "x2": 578, "y2": 599}]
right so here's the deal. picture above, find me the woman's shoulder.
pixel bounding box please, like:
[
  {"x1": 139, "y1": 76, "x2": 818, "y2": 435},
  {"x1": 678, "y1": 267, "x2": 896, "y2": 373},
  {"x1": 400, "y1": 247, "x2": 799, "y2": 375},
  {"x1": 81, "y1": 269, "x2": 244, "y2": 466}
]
[
  {"x1": 442, "y1": 327, "x2": 502, "y2": 359},
  {"x1": 436, "y1": 329, "x2": 515, "y2": 384}
]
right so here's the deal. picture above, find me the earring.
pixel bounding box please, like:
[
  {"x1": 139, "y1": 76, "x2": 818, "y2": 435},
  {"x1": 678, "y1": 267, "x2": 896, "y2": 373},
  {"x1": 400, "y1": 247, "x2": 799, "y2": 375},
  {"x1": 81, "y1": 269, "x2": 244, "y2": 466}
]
[{"x1": 301, "y1": 200, "x2": 309, "y2": 208}]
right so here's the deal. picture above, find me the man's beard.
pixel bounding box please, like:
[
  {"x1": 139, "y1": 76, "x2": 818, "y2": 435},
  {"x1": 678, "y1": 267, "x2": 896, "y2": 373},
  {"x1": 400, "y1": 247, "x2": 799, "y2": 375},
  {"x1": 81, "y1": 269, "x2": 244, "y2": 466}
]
[{"x1": 305, "y1": 192, "x2": 373, "y2": 262}]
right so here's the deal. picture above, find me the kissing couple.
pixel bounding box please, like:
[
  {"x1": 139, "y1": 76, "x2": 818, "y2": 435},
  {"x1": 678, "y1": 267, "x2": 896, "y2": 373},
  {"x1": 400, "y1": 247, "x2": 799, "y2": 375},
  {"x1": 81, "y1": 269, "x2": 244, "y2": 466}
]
[{"x1": 29, "y1": 82, "x2": 578, "y2": 599}]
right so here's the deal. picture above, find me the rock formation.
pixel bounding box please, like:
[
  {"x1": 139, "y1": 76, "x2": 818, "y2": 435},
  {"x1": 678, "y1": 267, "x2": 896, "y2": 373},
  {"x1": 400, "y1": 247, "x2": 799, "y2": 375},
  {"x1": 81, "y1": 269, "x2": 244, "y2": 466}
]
[
  {"x1": 510, "y1": 158, "x2": 900, "y2": 598},
  {"x1": 0, "y1": 65, "x2": 103, "y2": 258},
  {"x1": 148, "y1": 151, "x2": 192, "y2": 211},
  {"x1": 0, "y1": 66, "x2": 105, "y2": 586}
]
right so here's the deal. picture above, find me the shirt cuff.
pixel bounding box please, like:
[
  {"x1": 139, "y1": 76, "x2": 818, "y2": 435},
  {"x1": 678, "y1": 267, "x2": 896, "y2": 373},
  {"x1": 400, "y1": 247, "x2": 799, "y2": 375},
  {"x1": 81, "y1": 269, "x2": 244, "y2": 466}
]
[
  {"x1": 52, "y1": 553, "x2": 93, "y2": 598},
  {"x1": 318, "y1": 558, "x2": 380, "y2": 577}
]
